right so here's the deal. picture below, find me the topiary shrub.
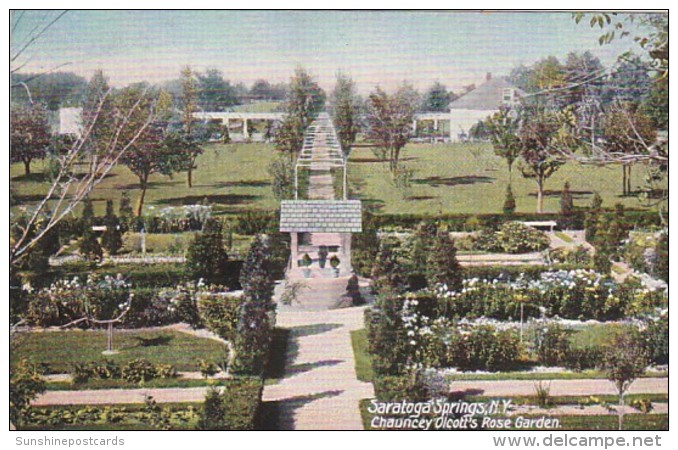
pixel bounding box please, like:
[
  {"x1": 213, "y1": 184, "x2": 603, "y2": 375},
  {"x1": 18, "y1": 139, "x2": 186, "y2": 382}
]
[
  {"x1": 425, "y1": 231, "x2": 463, "y2": 291},
  {"x1": 186, "y1": 218, "x2": 229, "y2": 286},
  {"x1": 503, "y1": 185, "x2": 516, "y2": 215}
]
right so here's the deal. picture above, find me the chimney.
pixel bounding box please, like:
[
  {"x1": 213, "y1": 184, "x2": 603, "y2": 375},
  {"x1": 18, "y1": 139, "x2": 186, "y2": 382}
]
[{"x1": 486, "y1": 72, "x2": 492, "y2": 82}]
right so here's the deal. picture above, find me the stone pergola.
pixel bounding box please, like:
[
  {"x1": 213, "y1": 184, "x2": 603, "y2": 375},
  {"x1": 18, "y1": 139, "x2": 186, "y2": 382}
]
[{"x1": 280, "y1": 200, "x2": 362, "y2": 276}]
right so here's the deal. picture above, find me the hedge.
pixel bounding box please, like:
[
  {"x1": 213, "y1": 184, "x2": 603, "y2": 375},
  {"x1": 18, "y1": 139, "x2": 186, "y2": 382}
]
[
  {"x1": 371, "y1": 209, "x2": 664, "y2": 232},
  {"x1": 23, "y1": 377, "x2": 263, "y2": 431}
]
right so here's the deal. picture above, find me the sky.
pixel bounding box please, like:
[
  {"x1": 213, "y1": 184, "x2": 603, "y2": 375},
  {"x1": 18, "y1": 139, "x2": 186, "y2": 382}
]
[{"x1": 10, "y1": 10, "x2": 652, "y2": 94}]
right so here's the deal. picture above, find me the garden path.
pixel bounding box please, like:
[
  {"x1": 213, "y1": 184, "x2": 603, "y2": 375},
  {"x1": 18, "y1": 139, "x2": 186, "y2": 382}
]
[{"x1": 261, "y1": 305, "x2": 375, "y2": 430}]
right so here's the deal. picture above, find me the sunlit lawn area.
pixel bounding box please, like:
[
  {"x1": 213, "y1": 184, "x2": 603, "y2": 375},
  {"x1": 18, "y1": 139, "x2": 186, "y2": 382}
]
[
  {"x1": 348, "y1": 142, "x2": 661, "y2": 215},
  {"x1": 10, "y1": 143, "x2": 280, "y2": 217},
  {"x1": 13, "y1": 329, "x2": 227, "y2": 373},
  {"x1": 11, "y1": 142, "x2": 664, "y2": 218}
]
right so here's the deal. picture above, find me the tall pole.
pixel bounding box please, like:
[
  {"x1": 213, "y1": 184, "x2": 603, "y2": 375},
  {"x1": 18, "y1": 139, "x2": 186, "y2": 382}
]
[
  {"x1": 294, "y1": 165, "x2": 298, "y2": 200},
  {"x1": 343, "y1": 159, "x2": 348, "y2": 200}
]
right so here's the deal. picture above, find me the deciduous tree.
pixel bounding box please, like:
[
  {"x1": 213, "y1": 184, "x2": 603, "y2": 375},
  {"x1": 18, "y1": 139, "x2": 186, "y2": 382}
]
[{"x1": 10, "y1": 103, "x2": 51, "y2": 175}]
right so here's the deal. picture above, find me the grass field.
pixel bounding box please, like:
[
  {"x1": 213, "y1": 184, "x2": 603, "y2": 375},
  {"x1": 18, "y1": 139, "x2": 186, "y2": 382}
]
[
  {"x1": 13, "y1": 329, "x2": 227, "y2": 373},
  {"x1": 348, "y1": 143, "x2": 661, "y2": 215},
  {"x1": 350, "y1": 329, "x2": 374, "y2": 383},
  {"x1": 10, "y1": 142, "x2": 664, "y2": 218},
  {"x1": 11, "y1": 143, "x2": 280, "y2": 217}
]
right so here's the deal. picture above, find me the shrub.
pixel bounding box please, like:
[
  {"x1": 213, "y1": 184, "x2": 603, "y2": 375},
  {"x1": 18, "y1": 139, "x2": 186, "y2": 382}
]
[
  {"x1": 530, "y1": 324, "x2": 572, "y2": 366},
  {"x1": 197, "y1": 378, "x2": 263, "y2": 430},
  {"x1": 425, "y1": 231, "x2": 462, "y2": 291},
  {"x1": 503, "y1": 185, "x2": 516, "y2": 215},
  {"x1": 93, "y1": 359, "x2": 122, "y2": 380},
  {"x1": 352, "y1": 211, "x2": 379, "y2": 277},
  {"x1": 233, "y1": 210, "x2": 277, "y2": 235},
  {"x1": 198, "y1": 387, "x2": 227, "y2": 430},
  {"x1": 79, "y1": 227, "x2": 103, "y2": 261},
  {"x1": 474, "y1": 221, "x2": 550, "y2": 254},
  {"x1": 365, "y1": 298, "x2": 409, "y2": 376},
  {"x1": 197, "y1": 293, "x2": 244, "y2": 342},
  {"x1": 654, "y1": 231, "x2": 668, "y2": 282},
  {"x1": 186, "y1": 218, "x2": 229, "y2": 285},
  {"x1": 372, "y1": 375, "x2": 428, "y2": 402},
  {"x1": 643, "y1": 313, "x2": 668, "y2": 365},
  {"x1": 345, "y1": 274, "x2": 364, "y2": 306},
  {"x1": 548, "y1": 246, "x2": 592, "y2": 266},
  {"x1": 121, "y1": 359, "x2": 157, "y2": 384},
  {"x1": 445, "y1": 325, "x2": 522, "y2": 371},
  {"x1": 562, "y1": 346, "x2": 603, "y2": 372},
  {"x1": 268, "y1": 156, "x2": 295, "y2": 200},
  {"x1": 560, "y1": 181, "x2": 574, "y2": 217},
  {"x1": 101, "y1": 200, "x2": 123, "y2": 255},
  {"x1": 10, "y1": 359, "x2": 46, "y2": 428},
  {"x1": 198, "y1": 360, "x2": 219, "y2": 378},
  {"x1": 155, "y1": 364, "x2": 178, "y2": 379}
]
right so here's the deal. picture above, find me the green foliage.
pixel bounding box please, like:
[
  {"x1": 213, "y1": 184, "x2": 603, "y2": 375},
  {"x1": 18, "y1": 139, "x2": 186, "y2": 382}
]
[
  {"x1": 503, "y1": 185, "x2": 516, "y2": 214},
  {"x1": 233, "y1": 210, "x2": 277, "y2": 235},
  {"x1": 364, "y1": 299, "x2": 409, "y2": 376},
  {"x1": 643, "y1": 313, "x2": 668, "y2": 365},
  {"x1": 101, "y1": 200, "x2": 123, "y2": 255},
  {"x1": 654, "y1": 231, "x2": 668, "y2": 282},
  {"x1": 231, "y1": 236, "x2": 276, "y2": 375},
  {"x1": 365, "y1": 84, "x2": 419, "y2": 174},
  {"x1": 373, "y1": 374, "x2": 428, "y2": 402},
  {"x1": 186, "y1": 218, "x2": 229, "y2": 285},
  {"x1": 604, "y1": 331, "x2": 649, "y2": 394},
  {"x1": 352, "y1": 211, "x2": 379, "y2": 277},
  {"x1": 421, "y1": 81, "x2": 453, "y2": 112},
  {"x1": 198, "y1": 387, "x2": 227, "y2": 429},
  {"x1": 530, "y1": 324, "x2": 573, "y2": 366},
  {"x1": 330, "y1": 72, "x2": 361, "y2": 152},
  {"x1": 560, "y1": 181, "x2": 574, "y2": 216},
  {"x1": 79, "y1": 227, "x2": 103, "y2": 261},
  {"x1": 10, "y1": 359, "x2": 47, "y2": 428},
  {"x1": 10, "y1": 265, "x2": 25, "y2": 324},
  {"x1": 197, "y1": 378, "x2": 263, "y2": 430},
  {"x1": 441, "y1": 325, "x2": 522, "y2": 371},
  {"x1": 197, "y1": 360, "x2": 219, "y2": 378},
  {"x1": 425, "y1": 231, "x2": 463, "y2": 291},
  {"x1": 370, "y1": 238, "x2": 407, "y2": 295},
  {"x1": 121, "y1": 358, "x2": 158, "y2": 385},
  {"x1": 268, "y1": 155, "x2": 295, "y2": 200},
  {"x1": 475, "y1": 221, "x2": 550, "y2": 254},
  {"x1": 10, "y1": 103, "x2": 51, "y2": 175},
  {"x1": 197, "y1": 293, "x2": 245, "y2": 342}
]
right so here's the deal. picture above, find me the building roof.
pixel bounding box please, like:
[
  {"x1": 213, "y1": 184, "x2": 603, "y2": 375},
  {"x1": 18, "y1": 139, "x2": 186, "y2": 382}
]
[
  {"x1": 280, "y1": 200, "x2": 362, "y2": 233},
  {"x1": 449, "y1": 77, "x2": 524, "y2": 111}
]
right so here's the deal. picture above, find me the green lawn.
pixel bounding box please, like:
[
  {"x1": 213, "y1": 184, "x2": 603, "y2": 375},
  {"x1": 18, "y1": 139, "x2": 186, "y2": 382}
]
[
  {"x1": 350, "y1": 329, "x2": 374, "y2": 382},
  {"x1": 13, "y1": 329, "x2": 228, "y2": 373},
  {"x1": 11, "y1": 142, "x2": 665, "y2": 218},
  {"x1": 348, "y1": 143, "x2": 663, "y2": 215},
  {"x1": 555, "y1": 231, "x2": 574, "y2": 243},
  {"x1": 11, "y1": 143, "x2": 280, "y2": 217}
]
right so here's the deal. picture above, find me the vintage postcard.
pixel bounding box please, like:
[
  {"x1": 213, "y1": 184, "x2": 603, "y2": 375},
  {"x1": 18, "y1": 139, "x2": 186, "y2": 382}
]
[{"x1": 9, "y1": 9, "x2": 668, "y2": 436}]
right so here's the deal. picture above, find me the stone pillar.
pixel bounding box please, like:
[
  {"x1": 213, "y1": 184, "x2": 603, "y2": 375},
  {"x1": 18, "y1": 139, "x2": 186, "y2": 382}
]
[
  {"x1": 412, "y1": 119, "x2": 417, "y2": 134},
  {"x1": 290, "y1": 232, "x2": 299, "y2": 269},
  {"x1": 242, "y1": 118, "x2": 249, "y2": 138},
  {"x1": 434, "y1": 118, "x2": 439, "y2": 131},
  {"x1": 341, "y1": 233, "x2": 352, "y2": 275}
]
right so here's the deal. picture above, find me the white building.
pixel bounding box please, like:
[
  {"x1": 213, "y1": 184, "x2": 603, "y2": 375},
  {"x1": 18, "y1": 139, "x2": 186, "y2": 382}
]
[
  {"x1": 412, "y1": 73, "x2": 524, "y2": 142},
  {"x1": 447, "y1": 74, "x2": 523, "y2": 142}
]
